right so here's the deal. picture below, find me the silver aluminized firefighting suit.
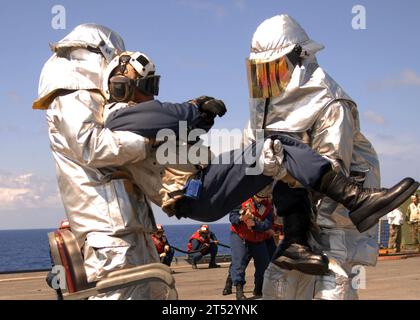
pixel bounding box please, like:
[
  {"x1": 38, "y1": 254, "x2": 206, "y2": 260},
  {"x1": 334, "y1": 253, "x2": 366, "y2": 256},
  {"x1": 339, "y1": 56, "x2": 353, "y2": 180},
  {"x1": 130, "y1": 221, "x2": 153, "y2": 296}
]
[
  {"x1": 263, "y1": 133, "x2": 380, "y2": 300},
  {"x1": 241, "y1": 14, "x2": 380, "y2": 300},
  {"x1": 33, "y1": 24, "x2": 165, "y2": 299}
]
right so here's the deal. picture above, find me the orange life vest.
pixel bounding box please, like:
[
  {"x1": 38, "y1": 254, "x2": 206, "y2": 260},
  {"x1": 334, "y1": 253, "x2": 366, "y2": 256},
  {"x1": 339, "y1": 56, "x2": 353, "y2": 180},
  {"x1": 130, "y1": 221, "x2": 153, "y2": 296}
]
[
  {"x1": 152, "y1": 234, "x2": 168, "y2": 254},
  {"x1": 230, "y1": 197, "x2": 273, "y2": 243},
  {"x1": 187, "y1": 231, "x2": 211, "y2": 254}
]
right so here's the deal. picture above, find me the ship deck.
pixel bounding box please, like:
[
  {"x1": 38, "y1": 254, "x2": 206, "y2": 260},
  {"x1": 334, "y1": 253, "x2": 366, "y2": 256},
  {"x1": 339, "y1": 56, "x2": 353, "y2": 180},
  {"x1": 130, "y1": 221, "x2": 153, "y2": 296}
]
[{"x1": 0, "y1": 255, "x2": 419, "y2": 300}]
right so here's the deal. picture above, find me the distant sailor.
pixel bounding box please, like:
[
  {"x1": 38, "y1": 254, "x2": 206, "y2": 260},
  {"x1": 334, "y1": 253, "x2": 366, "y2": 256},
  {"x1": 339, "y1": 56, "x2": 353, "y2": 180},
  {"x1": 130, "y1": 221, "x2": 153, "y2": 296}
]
[
  {"x1": 152, "y1": 224, "x2": 175, "y2": 266},
  {"x1": 387, "y1": 208, "x2": 404, "y2": 252},
  {"x1": 407, "y1": 195, "x2": 420, "y2": 245},
  {"x1": 187, "y1": 225, "x2": 220, "y2": 269},
  {"x1": 228, "y1": 191, "x2": 276, "y2": 300}
]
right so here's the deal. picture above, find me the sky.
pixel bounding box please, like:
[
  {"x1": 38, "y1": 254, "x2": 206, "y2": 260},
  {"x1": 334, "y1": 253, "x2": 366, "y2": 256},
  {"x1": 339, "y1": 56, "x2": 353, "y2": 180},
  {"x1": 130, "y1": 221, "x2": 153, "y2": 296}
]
[{"x1": 0, "y1": 0, "x2": 419, "y2": 229}]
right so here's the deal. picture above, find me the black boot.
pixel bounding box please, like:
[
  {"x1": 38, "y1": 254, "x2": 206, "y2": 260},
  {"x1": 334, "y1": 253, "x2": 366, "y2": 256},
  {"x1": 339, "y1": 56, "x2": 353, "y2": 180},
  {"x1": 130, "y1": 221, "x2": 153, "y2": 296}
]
[
  {"x1": 209, "y1": 261, "x2": 221, "y2": 268},
  {"x1": 209, "y1": 254, "x2": 221, "y2": 268},
  {"x1": 273, "y1": 243, "x2": 329, "y2": 275},
  {"x1": 191, "y1": 258, "x2": 198, "y2": 269},
  {"x1": 235, "y1": 284, "x2": 246, "y2": 300},
  {"x1": 316, "y1": 170, "x2": 419, "y2": 233},
  {"x1": 253, "y1": 283, "x2": 263, "y2": 298},
  {"x1": 222, "y1": 275, "x2": 233, "y2": 295},
  {"x1": 271, "y1": 185, "x2": 329, "y2": 275}
]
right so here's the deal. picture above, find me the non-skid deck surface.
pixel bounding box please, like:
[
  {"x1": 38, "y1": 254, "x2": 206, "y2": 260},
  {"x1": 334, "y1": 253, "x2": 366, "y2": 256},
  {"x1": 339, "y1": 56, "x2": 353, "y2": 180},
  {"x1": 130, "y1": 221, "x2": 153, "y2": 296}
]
[{"x1": 0, "y1": 257, "x2": 419, "y2": 300}]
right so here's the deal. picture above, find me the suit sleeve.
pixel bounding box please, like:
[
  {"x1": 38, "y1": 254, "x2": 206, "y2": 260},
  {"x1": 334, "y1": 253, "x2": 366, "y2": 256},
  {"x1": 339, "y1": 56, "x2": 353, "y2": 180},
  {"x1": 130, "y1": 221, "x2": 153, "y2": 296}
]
[
  {"x1": 104, "y1": 100, "x2": 214, "y2": 138},
  {"x1": 46, "y1": 90, "x2": 148, "y2": 168},
  {"x1": 229, "y1": 208, "x2": 242, "y2": 225},
  {"x1": 311, "y1": 101, "x2": 358, "y2": 176}
]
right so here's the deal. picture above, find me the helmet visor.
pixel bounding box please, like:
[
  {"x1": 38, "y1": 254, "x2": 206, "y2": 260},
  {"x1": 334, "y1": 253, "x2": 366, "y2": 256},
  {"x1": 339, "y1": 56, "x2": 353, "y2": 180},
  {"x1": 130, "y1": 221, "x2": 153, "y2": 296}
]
[
  {"x1": 134, "y1": 75, "x2": 160, "y2": 96},
  {"x1": 109, "y1": 75, "x2": 132, "y2": 102},
  {"x1": 246, "y1": 56, "x2": 295, "y2": 98}
]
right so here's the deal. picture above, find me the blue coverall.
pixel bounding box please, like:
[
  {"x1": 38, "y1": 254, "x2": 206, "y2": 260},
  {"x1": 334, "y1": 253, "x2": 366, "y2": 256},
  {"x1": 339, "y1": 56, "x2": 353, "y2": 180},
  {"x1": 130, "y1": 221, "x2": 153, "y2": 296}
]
[
  {"x1": 229, "y1": 209, "x2": 276, "y2": 289},
  {"x1": 189, "y1": 231, "x2": 218, "y2": 265},
  {"x1": 161, "y1": 243, "x2": 175, "y2": 267},
  {"x1": 105, "y1": 99, "x2": 332, "y2": 222}
]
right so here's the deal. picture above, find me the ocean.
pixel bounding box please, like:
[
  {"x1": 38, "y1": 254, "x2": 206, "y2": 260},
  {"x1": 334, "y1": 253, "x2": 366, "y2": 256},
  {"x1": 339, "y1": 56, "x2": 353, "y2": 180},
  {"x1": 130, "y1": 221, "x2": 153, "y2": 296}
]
[
  {"x1": 0, "y1": 223, "x2": 232, "y2": 273},
  {"x1": 0, "y1": 222, "x2": 389, "y2": 273}
]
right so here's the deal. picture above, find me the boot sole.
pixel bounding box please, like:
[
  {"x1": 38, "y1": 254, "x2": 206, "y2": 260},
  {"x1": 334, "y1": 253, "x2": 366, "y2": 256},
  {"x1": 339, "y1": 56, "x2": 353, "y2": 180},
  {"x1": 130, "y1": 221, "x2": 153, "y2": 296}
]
[
  {"x1": 354, "y1": 181, "x2": 419, "y2": 233},
  {"x1": 273, "y1": 256, "x2": 329, "y2": 275}
]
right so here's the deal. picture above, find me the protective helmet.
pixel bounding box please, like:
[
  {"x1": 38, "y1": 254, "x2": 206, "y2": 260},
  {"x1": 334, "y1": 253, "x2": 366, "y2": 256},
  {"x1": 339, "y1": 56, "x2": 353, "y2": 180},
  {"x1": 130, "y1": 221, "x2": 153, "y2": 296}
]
[
  {"x1": 246, "y1": 14, "x2": 324, "y2": 99},
  {"x1": 50, "y1": 23, "x2": 126, "y2": 62},
  {"x1": 199, "y1": 224, "x2": 209, "y2": 233},
  {"x1": 103, "y1": 51, "x2": 160, "y2": 101},
  {"x1": 33, "y1": 24, "x2": 126, "y2": 110},
  {"x1": 249, "y1": 14, "x2": 324, "y2": 62},
  {"x1": 156, "y1": 224, "x2": 164, "y2": 232}
]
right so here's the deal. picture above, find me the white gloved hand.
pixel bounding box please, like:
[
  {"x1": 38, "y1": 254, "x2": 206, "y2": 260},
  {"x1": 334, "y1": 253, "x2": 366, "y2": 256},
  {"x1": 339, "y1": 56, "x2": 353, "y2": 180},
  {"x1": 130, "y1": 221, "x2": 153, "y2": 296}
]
[{"x1": 259, "y1": 139, "x2": 287, "y2": 180}]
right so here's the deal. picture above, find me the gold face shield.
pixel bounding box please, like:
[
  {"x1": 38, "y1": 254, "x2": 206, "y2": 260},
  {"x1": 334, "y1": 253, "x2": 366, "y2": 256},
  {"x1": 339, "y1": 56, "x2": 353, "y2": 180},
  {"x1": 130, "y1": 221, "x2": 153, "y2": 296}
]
[{"x1": 246, "y1": 55, "x2": 295, "y2": 98}]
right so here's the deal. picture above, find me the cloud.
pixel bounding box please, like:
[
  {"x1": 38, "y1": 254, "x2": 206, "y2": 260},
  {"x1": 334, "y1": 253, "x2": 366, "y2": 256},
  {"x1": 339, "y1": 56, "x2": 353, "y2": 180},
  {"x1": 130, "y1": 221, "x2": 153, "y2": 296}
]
[
  {"x1": 4, "y1": 91, "x2": 24, "y2": 105},
  {"x1": 176, "y1": 0, "x2": 227, "y2": 18},
  {"x1": 363, "y1": 110, "x2": 387, "y2": 125},
  {"x1": 369, "y1": 133, "x2": 419, "y2": 159},
  {"x1": 369, "y1": 69, "x2": 420, "y2": 91},
  {"x1": 233, "y1": 0, "x2": 247, "y2": 11},
  {"x1": 368, "y1": 133, "x2": 420, "y2": 187},
  {"x1": 0, "y1": 171, "x2": 61, "y2": 211}
]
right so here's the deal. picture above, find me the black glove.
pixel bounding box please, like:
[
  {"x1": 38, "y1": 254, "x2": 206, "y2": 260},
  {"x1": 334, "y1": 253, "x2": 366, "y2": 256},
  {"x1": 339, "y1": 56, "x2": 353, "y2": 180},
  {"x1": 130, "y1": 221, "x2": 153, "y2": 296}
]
[
  {"x1": 190, "y1": 96, "x2": 214, "y2": 108},
  {"x1": 201, "y1": 99, "x2": 227, "y2": 117},
  {"x1": 190, "y1": 96, "x2": 227, "y2": 118}
]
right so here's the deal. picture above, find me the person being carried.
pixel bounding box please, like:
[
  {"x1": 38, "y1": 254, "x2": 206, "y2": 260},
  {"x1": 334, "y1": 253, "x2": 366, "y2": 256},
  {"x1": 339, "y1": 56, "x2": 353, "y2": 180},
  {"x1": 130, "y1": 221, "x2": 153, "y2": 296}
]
[
  {"x1": 102, "y1": 51, "x2": 419, "y2": 275},
  {"x1": 152, "y1": 224, "x2": 175, "y2": 266},
  {"x1": 187, "y1": 225, "x2": 220, "y2": 269}
]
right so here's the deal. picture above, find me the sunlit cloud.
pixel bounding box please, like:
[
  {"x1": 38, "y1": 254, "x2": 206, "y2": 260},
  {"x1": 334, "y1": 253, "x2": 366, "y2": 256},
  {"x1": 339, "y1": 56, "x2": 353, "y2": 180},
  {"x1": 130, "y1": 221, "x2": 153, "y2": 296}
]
[
  {"x1": 0, "y1": 171, "x2": 61, "y2": 211},
  {"x1": 369, "y1": 133, "x2": 420, "y2": 158},
  {"x1": 369, "y1": 69, "x2": 420, "y2": 91},
  {"x1": 367, "y1": 133, "x2": 420, "y2": 186},
  {"x1": 364, "y1": 110, "x2": 387, "y2": 125},
  {"x1": 5, "y1": 91, "x2": 24, "y2": 105}
]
